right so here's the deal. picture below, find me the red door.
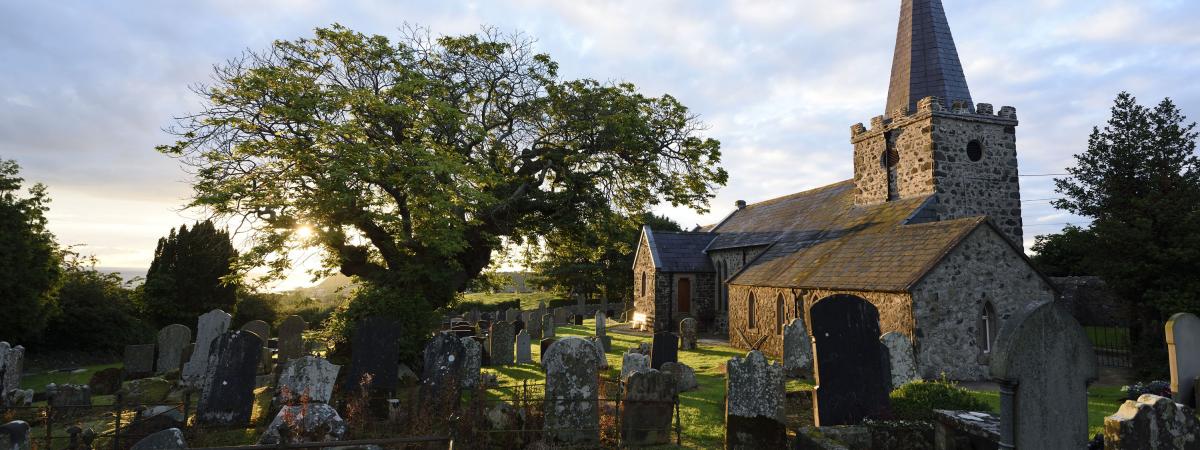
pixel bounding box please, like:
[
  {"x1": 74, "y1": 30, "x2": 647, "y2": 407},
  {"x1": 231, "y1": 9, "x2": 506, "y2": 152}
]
[{"x1": 678, "y1": 278, "x2": 691, "y2": 313}]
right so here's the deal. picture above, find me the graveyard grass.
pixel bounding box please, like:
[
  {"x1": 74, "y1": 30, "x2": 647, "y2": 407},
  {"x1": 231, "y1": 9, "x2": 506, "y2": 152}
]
[
  {"x1": 967, "y1": 384, "x2": 1126, "y2": 437},
  {"x1": 460, "y1": 291, "x2": 565, "y2": 310}
]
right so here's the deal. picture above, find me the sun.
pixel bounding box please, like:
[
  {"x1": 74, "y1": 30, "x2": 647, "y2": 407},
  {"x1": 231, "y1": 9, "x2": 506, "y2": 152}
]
[{"x1": 295, "y1": 224, "x2": 315, "y2": 239}]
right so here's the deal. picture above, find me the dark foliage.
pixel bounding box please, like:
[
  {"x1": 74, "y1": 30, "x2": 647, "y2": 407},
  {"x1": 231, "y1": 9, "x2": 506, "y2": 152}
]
[
  {"x1": 889, "y1": 379, "x2": 992, "y2": 421},
  {"x1": 39, "y1": 253, "x2": 152, "y2": 352},
  {"x1": 0, "y1": 159, "x2": 62, "y2": 343},
  {"x1": 142, "y1": 220, "x2": 238, "y2": 327}
]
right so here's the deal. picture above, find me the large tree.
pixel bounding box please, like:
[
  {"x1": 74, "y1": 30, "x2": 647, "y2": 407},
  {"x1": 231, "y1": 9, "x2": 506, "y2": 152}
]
[
  {"x1": 158, "y1": 25, "x2": 726, "y2": 311},
  {"x1": 142, "y1": 220, "x2": 238, "y2": 326},
  {"x1": 0, "y1": 159, "x2": 62, "y2": 343},
  {"x1": 1052, "y1": 92, "x2": 1200, "y2": 375}
]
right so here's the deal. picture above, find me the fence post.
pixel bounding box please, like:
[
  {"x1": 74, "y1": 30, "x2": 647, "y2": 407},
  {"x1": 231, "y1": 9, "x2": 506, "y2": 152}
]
[
  {"x1": 44, "y1": 401, "x2": 53, "y2": 450},
  {"x1": 182, "y1": 391, "x2": 191, "y2": 427},
  {"x1": 674, "y1": 395, "x2": 682, "y2": 446},
  {"x1": 113, "y1": 392, "x2": 123, "y2": 450}
]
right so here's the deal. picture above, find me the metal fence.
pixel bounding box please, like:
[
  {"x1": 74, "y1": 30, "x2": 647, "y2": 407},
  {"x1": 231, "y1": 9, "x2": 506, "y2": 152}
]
[
  {"x1": 0, "y1": 393, "x2": 190, "y2": 450},
  {"x1": 1084, "y1": 326, "x2": 1133, "y2": 368}
]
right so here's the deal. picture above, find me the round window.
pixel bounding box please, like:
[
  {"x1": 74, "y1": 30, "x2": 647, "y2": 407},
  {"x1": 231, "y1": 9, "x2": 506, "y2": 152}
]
[{"x1": 967, "y1": 140, "x2": 983, "y2": 162}]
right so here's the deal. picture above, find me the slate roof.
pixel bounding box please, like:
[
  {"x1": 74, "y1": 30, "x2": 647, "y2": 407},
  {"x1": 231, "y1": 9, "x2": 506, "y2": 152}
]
[
  {"x1": 707, "y1": 180, "x2": 987, "y2": 292},
  {"x1": 886, "y1": 0, "x2": 973, "y2": 115},
  {"x1": 642, "y1": 229, "x2": 717, "y2": 273}
]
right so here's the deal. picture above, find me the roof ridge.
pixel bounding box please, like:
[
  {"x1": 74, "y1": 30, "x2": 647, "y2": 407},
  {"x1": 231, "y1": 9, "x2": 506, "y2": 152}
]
[{"x1": 741, "y1": 179, "x2": 854, "y2": 209}]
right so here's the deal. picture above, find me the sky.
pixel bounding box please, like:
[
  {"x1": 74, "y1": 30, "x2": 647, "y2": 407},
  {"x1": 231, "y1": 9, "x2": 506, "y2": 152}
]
[{"x1": 2, "y1": 0, "x2": 1199, "y2": 289}]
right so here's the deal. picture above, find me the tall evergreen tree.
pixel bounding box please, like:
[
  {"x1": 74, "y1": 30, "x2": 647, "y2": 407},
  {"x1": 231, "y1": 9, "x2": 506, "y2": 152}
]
[
  {"x1": 143, "y1": 220, "x2": 238, "y2": 326},
  {"x1": 1053, "y1": 92, "x2": 1200, "y2": 376},
  {"x1": 0, "y1": 159, "x2": 62, "y2": 343}
]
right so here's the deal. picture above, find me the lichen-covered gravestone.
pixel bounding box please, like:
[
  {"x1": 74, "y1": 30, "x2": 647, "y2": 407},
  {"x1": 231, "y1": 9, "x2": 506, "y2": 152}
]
[
  {"x1": 418, "y1": 332, "x2": 465, "y2": 419},
  {"x1": 553, "y1": 307, "x2": 570, "y2": 326},
  {"x1": 460, "y1": 337, "x2": 481, "y2": 389},
  {"x1": 651, "y1": 332, "x2": 678, "y2": 370},
  {"x1": 4, "y1": 344, "x2": 24, "y2": 395},
  {"x1": 1104, "y1": 394, "x2": 1200, "y2": 450},
  {"x1": 661, "y1": 362, "x2": 699, "y2": 392},
  {"x1": 542, "y1": 338, "x2": 601, "y2": 446},
  {"x1": 182, "y1": 309, "x2": 231, "y2": 387},
  {"x1": 782, "y1": 318, "x2": 811, "y2": 378},
  {"x1": 541, "y1": 314, "x2": 555, "y2": 339},
  {"x1": 586, "y1": 337, "x2": 609, "y2": 369},
  {"x1": 124, "y1": 344, "x2": 156, "y2": 379},
  {"x1": 130, "y1": 428, "x2": 186, "y2": 450},
  {"x1": 276, "y1": 356, "x2": 339, "y2": 405},
  {"x1": 197, "y1": 330, "x2": 262, "y2": 426},
  {"x1": 622, "y1": 369, "x2": 676, "y2": 446},
  {"x1": 46, "y1": 383, "x2": 91, "y2": 407},
  {"x1": 991, "y1": 301, "x2": 1097, "y2": 450},
  {"x1": 1167, "y1": 313, "x2": 1200, "y2": 408},
  {"x1": 277, "y1": 315, "x2": 308, "y2": 362},
  {"x1": 881, "y1": 332, "x2": 918, "y2": 389},
  {"x1": 595, "y1": 312, "x2": 607, "y2": 338},
  {"x1": 489, "y1": 321, "x2": 514, "y2": 366},
  {"x1": 155, "y1": 324, "x2": 191, "y2": 374},
  {"x1": 621, "y1": 351, "x2": 650, "y2": 382},
  {"x1": 679, "y1": 318, "x2": 698, "y2": 350},
  {"x1": 515, "y1": 330, "x2": 532, "y2": 364},
  {"x1": 527, "y1": 311, "x2": 542, "y2": 340},
  {"x1": 345, "y1": 317, "x2": 401, "y2": 393},
  {"x1": 258, "y1": 403, "x2": 347, "y2": 445},
  {"x1": 725, "y1": 350, "x2": 785, "y2": 449}
]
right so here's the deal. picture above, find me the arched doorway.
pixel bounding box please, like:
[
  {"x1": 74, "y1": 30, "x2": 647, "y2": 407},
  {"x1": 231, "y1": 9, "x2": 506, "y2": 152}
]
[{"x1": 810, "y1": 294, "x2": 891, "y2": 426}]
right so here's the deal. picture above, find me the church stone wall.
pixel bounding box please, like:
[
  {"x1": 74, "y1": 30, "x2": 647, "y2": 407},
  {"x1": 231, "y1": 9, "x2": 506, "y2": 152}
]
[
  {"x1": 726, "y1": 285, "x2": 913, "y2": 359},
  {"x1": 910, "y1": 225, "x2": 1055, "y2": 380},
  {"x1": 632, "y1": 233, "x2": 660, "y2": 329}
]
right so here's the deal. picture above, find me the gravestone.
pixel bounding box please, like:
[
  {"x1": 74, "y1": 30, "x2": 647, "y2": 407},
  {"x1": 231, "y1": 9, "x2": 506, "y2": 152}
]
[
  {"x1": 542, "y1": 338, "x2": 601, "y2": 446},
  {"x1": 1167, "y1": 313, "x2": 1200, "y2": 408},
  {"x1": 472, "y1": 336, "x2": 490, "y2": 367},
  {"x1": 344, "y1": 317, "x2": 401, "y2": 393},
  {"x1": 277, "y1": 315, "x2": 308, "y2": 362},
  {"x1": 1, "y1": 344, "x2": 22, "y2": 396},
  {"x1": 726, "y1": 350, "x2": 786, "y2": 449},
  {"x1": 662, "y1": 361, "x2": 699, "y2": 392},
  {"x1": 88, "y1": 368, "x2": 123, "y2": 395},
  {"x1": 595, "y1": 312, "x2": 607, "y2": 338},
  {"x1": 622, "y1": 369, "x2": 676, "y2": 446},
  {"x1": 46, "y1": 383, "x2": 92, "y2": 407},
  {"x1": 1104, "y1": 394, "x2": 1200, "y2": 450},
  {"x1": 587, "y1": 337, "x2": 609, "y2": 369},
  {"x1": 621, "y1": 351, "x2": 650, "y2": 382},
  {"x1": 258, "y1": 403, "x2": 346, "y2": 445},
  {"x1": 553, "y1": 307, "x2": 570, "y2": 326},
  {"x1": 197, "y1": 330, "x2": 262, "y2": 426},
  {"x1": 130, "y1": 428, "x2": 186, "y2": 450},
  {"x1": 782, "y1": 318, "x2": 811, "y2": 378},
  {"x1": 276, "y1": 356, "x2": 339, "y2": 405},
  {"x1": 679, "y1": 318, "x2": 698, "y2": 350},
  {"x1": 506, "y1": 309, "x2": 519, "y2": 323},
  {"x1": 541, "y1": 314, "x2": 556, "y2": 339},
  {"x1": 155, "y1": 325, "x2": 191, "y2": 374},
  {"x1": 574, "y1": 314, "x2": 584, "y2": 326},
  {"x1": 539, "y1": 338, "x2": 556, "y2": 365},
  {"x1": 182, "y1": 309, "x2": 232, "y2": 387},
  {"x1": 810, "y1": 294, "x2": 890, "y2": 426},
  {"x1": 516, "y1": 330, "x2": 533, "y2": 364},
  {"x1": 880, "y1": 332, "x2": 918, "y2": 389},
  {"x1": 489, "y1": 321, "x2": 515, "y2": 366},
  {"x1": 124, "y1": 344, "x2": 156, "y2": 379},
  {"x1": 460, "y1": 337, "x2": 481, "y2": 389},
  {"x1": 651, "y1": 332, "x2": 679, "y2": 370},
  {"x1": 418, "y1": 333, "x2": 465, "y2": 419},
  {"x1": 240, "y1": 320, "x2": 270, "y2": 342},
  {"x1": 527, "y1": 311, "x2": 543, "y2": 340},
  {"x1": 513, "y1": 319, "x2": 525, "y2": 336},
  {"x1": 991, "y1": 301, "x2": 1098, "y2": 450}
]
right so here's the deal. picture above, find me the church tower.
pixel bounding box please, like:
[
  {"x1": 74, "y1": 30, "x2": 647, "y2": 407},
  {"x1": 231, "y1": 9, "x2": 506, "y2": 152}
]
[{"x1": 851, "y1": 0, "x2": 1024, "y2": 244}]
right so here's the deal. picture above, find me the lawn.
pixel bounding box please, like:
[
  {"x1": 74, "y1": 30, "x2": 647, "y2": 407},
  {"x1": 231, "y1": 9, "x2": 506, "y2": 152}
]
[
  {"x1": 459, "y1": 291, "x2": 567, "y2": 310},
  {"x1": 968, "y1": 384, "x2": 1126, "y2": 438}
]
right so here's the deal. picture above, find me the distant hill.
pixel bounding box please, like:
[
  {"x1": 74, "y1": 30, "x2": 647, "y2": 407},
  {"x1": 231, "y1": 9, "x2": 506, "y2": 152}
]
[{"x1": 282, "y1": 273, "x2": 356, "y2": 305}]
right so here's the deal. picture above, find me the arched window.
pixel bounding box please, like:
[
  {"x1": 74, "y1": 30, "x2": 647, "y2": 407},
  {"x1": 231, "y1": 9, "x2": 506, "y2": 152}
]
[
  {"x1": 641, "y1": 272, "x2": 647, "y2": 297},
  {"x1": 981, "y1": 301, "x2": 998, "y2": 353},
  {"x1": 775, "y1": 294, "x2": 785, "y2": 334},
  {"x1": 747, "y1": 292, "x2": 757, "y2": 329}
]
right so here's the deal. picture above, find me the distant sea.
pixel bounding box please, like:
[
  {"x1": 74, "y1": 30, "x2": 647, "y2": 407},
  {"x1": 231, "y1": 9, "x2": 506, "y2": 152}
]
[{"x1": 97, "y1": 267, "x2": 148, "y2": 285}]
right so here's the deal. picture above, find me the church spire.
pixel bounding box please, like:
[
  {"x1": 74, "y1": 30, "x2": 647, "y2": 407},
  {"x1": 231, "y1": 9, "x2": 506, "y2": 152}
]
[{"x1": 885, "y1": 0, "x2": 973, "y2": 116}]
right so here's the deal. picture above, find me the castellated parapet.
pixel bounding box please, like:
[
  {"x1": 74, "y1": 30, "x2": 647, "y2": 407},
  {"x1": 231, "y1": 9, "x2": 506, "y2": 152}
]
[{"x1": 850, "y1": 96, "x2": 1024, "y2": 245}]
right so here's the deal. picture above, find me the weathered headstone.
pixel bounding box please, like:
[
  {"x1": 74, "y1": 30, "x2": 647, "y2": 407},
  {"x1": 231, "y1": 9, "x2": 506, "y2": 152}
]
[
  {"x1": 182, "y1": 309, "x2": 231, "y2": 387},
  {"x1": 621, "y1": 351, "x2": 650, "y2": 382},
  {"x1": 810, "y1": 295, "x2": 890, "y2": 426},
  {"x1": 258, "y1": 403, "x2": 346, "y2": 445},
  {"x1": 553, "y1": 307, "x2": 570, "y2": 326},
  {"x1": 513, "y1": 319, "x2": 525, "y2": 336},
  {"x1": 651, "y1": 332, "x2": 678, "y2": 370},
  {"x1": 345, "y1": 317, "x2": 401, "y2": 393},
  {"x1": 881, "y1": 332, "x2": 918, "y2": 389},
  {"x1": 197, "y1": 330, "x2": 263, "y2": 426},
  {"x1": 418, "y1": 332, "x2": 465, "y2": 419},
  {"x1": 540, "y1": 338, "x2": 556, "y2": 365},
  {"x1": 541, "y1": 314, "x2": 555, "y2": 339},
  {"x1": 460, "y1": 337, "x2": 481, "y2": 389},
  {"x1": 782, "y1": 319, "x2": 811, "y2": 378},
  {"x1": 121, "y1": 377, "x2": 172, "y2": 404},
  {"x1": 679, "y1": 318, "x2": 698, "y2": 350},
  {"x1": 155, "y1": 324, "x2": 191, "y2": 374},
  {"x1": 124, "y1": 344, "x2": 156, "y2": 379},
  {"x1": 240, "y1": 320, "x2": 270, "y2": 342},
  {"x1": 2, "y1": 344, "x2": 24, "y2": 396},
  {"x1": 595, "y1": 311, "x2": 607, "y2": 338},
  {"x1": 527, "y1": 311, "x2": 543, "y2": 340},
  {"x1": 505, "y1": 309, "x2": 519, "y2": 323},
  {"x1": 277, "y1": 315, "x2": 308, "y2": 362},
  {"x1": 622, "y1": 369, "x2": 676, "y2": 446},
  {"x1": 130, "y1": 428, "x2": 186, "y2": 450},
  {"x1": 1168, "y1": 313, "x2": 1200, "y2": 408},
  {"x1": 574, "y1": 314, "x2": 584, "y2": 326},
  {"x1": 587, "y1": 337, "x2": 609, "y2": 369},
  {"x1": 516, "y1": 330, "x2": 533, "y2": 364},
  {"x1": 725, "y1": 350, "x2": 786, "y2": 449},
  {"x1": 1104, "y1": 394, "x2": 1200, "y2": 450},
  {"x1": 46, "y1": 383, "x2": 92, "y2": 407},
  {"x1": 661, "y1": 361, "x2": 699, "y2": 392},
  {"x1": 276, "y1": 356, "x2": 339, "y2": 405},
  {"x1": 991, "y1": 301, "x2": 1098, "y2": 450},
  {"x1": 489, "y1": 321, "x2": 514, "y2": 366},
  {"x1": 543, "y1": 338, "x2": 601, "y2": 446}
]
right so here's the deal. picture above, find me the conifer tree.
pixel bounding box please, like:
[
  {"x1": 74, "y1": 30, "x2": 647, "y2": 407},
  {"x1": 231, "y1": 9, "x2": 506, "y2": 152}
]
[{"x1": 143, "y1": 220, "x2": 238, "y2": 326}]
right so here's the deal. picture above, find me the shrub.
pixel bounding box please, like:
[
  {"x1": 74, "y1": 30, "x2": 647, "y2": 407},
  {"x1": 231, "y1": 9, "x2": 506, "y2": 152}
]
[
  {"x1": 39, "y1": 255, "x2": 152, "y2": 352},
  {"x1": 232, "y1": 290, "x2": 282, "y2": 326},
  {"x1": 1121, "y1": 380, "x2": 1171, "y2": 401},
  {"x1": 322, "y1": 282, "x2": 439, "y2": 366},
  {"x1": 889, "y1": 378, "x2": 992, "y2": 421}
]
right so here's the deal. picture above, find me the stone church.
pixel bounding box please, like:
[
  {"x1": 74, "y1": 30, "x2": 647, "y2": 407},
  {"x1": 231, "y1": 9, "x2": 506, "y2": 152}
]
[{"x1": 632, "y1": 0, "x2": 1056, "y2": 380}]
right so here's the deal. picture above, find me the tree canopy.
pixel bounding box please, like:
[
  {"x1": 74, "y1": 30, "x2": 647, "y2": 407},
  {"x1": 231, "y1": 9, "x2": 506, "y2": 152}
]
[
  {"x1": 0, "y1": 159, "x2": 61, "y2": 343},
  {"x1": 142, "y1": 220, "x2": 238, "y2": 327},
  {"x1": 159, "y1": 25, "x2": 727, "y2": 310}
]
